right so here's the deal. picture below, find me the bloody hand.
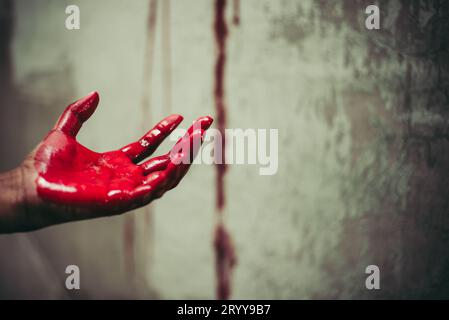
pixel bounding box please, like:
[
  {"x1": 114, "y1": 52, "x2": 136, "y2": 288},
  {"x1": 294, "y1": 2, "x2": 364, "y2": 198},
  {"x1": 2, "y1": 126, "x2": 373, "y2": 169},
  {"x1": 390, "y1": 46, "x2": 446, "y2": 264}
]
[{"x1": 10, "y1": 91, "x2": 212, "y2": 232}]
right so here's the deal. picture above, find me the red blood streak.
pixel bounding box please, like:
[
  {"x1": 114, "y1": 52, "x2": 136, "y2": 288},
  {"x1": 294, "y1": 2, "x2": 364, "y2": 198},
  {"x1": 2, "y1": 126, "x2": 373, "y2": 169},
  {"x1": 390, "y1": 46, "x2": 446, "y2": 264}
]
[
  {"x1": 213, "y1": 0, "x2": 237, "y2": 300},
  {"x1": 214, "y1": 0, "x2": 228, "y2": 211},
  {"x1": 232, "y1": 0, "x2": 240, "y2": 26},
  {"x1": 214, "y1": 223, "x2": 237, "y2": 299},
  {"x1": 162, "y1": 0, "x2": 173, "y2": 113},
  {"x1": 124, "y1": 215, "x2": 135, "y2": 274}
]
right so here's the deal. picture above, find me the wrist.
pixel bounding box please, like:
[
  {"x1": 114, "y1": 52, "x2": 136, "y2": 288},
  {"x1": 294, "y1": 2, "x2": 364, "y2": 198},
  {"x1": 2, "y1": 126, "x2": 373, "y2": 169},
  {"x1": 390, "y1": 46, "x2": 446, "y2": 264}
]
[{"x1": 0, "y1": 166, "x2": 28, "y2": 233}]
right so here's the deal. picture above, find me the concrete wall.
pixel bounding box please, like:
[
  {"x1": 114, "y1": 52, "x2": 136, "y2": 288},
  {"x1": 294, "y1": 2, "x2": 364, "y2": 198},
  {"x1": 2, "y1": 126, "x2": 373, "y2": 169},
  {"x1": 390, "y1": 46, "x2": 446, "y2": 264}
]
[{"x1": 0, "y1": 0, "x2": 448, "y2": 299}]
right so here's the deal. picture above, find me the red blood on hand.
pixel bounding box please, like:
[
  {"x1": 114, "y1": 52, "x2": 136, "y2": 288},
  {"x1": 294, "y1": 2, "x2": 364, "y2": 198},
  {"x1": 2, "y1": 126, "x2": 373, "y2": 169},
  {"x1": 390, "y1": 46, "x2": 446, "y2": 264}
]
[{"x1": 34, "y1": 91, "x2": 213, "y2": 216}]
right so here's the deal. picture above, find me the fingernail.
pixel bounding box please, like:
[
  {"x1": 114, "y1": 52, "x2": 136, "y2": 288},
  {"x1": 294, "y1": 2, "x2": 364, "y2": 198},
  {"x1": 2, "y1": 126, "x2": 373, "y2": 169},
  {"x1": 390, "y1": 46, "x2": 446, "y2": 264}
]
[
  {"x1": 72, "y1": 91, "x2": 100, "y2": 120},
  {"x1": 164, "y1": 114, "x2": 183, "y2": 130},
  {"x1": 75, "y1": 91, "x2": 99, "y2": 107},
  {"x1": 197, "y1": 116, "x2": 214, "y2": 130},
  {"x1": 167, "y1": 114, "x2": 183, "y2": 122},
  {"x1": 82, "y1": 91, "x2": 99, "y2": 104}
]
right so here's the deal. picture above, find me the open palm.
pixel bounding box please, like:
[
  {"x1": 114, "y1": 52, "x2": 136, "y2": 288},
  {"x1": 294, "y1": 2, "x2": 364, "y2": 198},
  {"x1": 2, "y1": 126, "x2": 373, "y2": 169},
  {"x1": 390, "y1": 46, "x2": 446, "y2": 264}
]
[{"x1": 20, "y1": 92, "x2": 212, "y2": 229}]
